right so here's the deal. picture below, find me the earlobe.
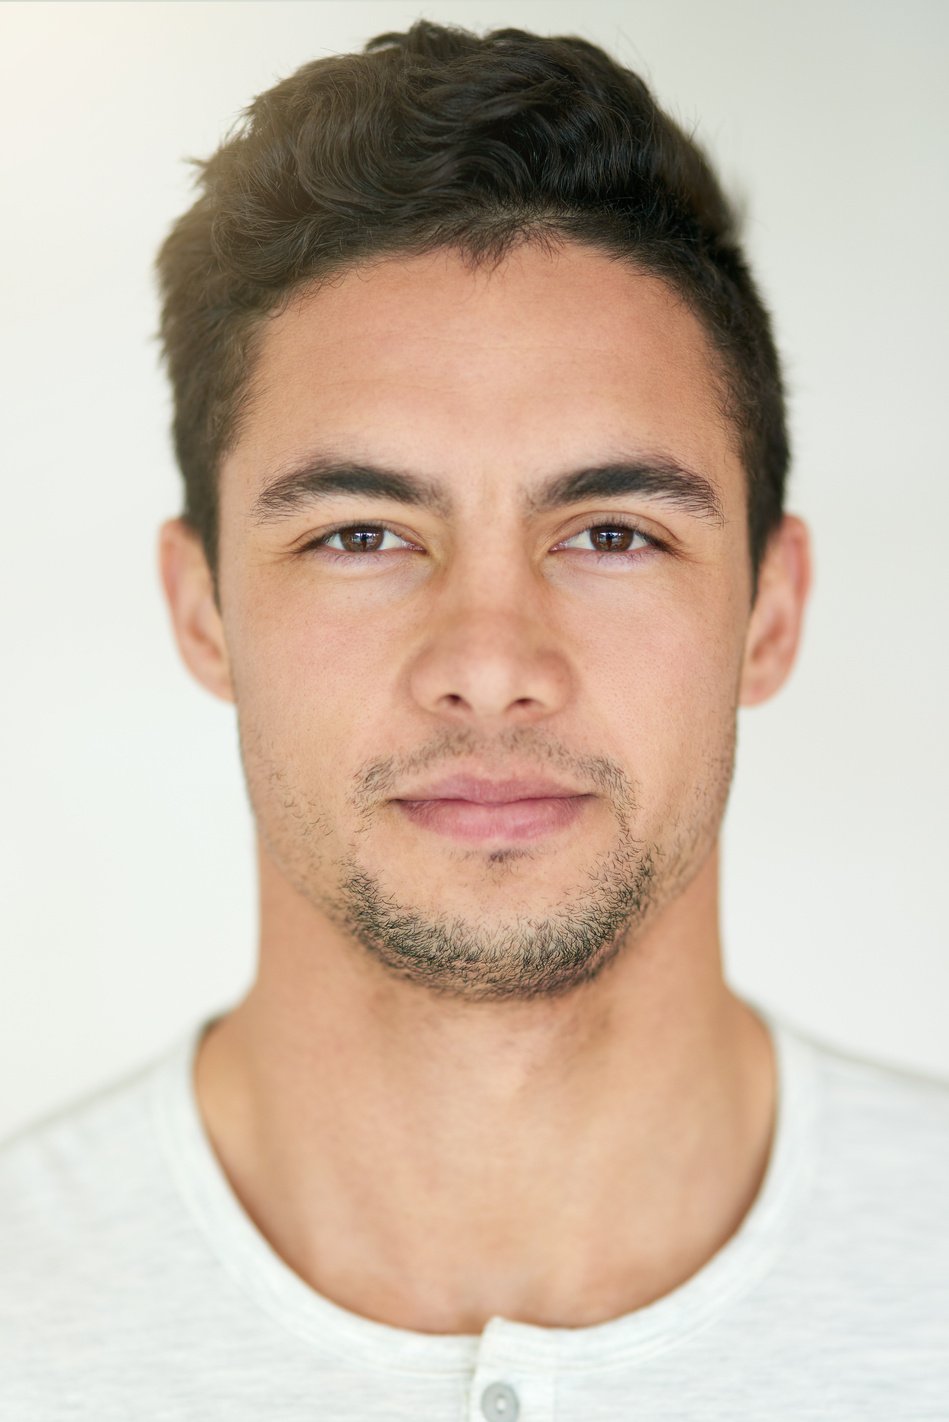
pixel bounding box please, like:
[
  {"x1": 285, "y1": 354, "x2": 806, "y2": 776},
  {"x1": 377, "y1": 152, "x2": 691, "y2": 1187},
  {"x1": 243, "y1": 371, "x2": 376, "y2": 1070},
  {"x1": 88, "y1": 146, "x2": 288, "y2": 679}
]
[
  {"x1": 157, "y1": 518, "x2": 235, "y2": 704},
  {"x1": 739, "y1": 515, "x2": 812, "y2": 707}
]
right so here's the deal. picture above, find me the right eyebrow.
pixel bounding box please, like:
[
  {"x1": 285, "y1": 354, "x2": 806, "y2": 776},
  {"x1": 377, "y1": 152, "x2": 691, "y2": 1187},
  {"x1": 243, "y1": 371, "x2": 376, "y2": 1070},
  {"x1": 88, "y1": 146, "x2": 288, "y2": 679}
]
[
  {"x1": 249, "y1": 452, "x2": 726, "y2": 527},
  {"x1": 251, "y1": 458, "x2": 453, "y2": 523}
]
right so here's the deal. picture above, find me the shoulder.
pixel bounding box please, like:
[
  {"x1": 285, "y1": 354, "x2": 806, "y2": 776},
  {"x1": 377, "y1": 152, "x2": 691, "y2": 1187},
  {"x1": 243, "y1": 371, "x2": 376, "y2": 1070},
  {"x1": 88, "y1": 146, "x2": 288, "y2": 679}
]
[
  {"x1": 807, "y1": 1023, "x2": 949, "y2": 1148},
  {"x1": 0, "y1": 1036, "x2": 194, "y2": 1318},
  {"x1": 0, "y1": 1045, "x2": 170, "y2": 1206},
  {"x1": 786, "y1": 1017, "x2": 949, "y2": 1251},
  {"x1": 0, "y1": 1032, "x2": 223, "y2": 1414}
]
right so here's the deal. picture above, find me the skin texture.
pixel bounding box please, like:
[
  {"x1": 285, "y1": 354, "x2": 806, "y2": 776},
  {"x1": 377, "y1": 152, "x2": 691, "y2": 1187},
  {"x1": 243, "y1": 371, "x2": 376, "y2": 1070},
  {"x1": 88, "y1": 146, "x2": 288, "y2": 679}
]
[{"x1": 159, "y1": 241, "x2": 810, "y2": 1333}]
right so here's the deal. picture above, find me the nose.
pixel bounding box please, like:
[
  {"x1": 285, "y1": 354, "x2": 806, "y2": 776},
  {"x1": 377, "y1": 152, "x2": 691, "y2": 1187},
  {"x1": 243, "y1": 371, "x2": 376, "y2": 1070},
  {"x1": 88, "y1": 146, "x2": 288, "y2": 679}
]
[{"x1": 406, "y1": 597, "x2": 574, "y2": 727}]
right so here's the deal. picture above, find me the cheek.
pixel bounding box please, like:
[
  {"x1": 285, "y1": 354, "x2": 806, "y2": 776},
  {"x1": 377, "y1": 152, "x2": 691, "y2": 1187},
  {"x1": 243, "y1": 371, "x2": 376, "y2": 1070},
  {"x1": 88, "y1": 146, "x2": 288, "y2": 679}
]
[
  {"x1": 223, "y1": 590, "x2": 358, "y2": 800},
  {"x1": 580, "y1": 595, "x2": 743, "y2": 788},
  {"x1": 225, "y1": 555, "x2": 746, "y2": 794}
]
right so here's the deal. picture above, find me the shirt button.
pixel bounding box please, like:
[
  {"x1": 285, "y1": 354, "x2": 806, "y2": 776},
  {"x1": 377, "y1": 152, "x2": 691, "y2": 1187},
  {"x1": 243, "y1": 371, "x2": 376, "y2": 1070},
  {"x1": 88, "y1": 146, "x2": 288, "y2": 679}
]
[{"x1": 480, "y1": 1381, "x2": 520, "y2": 1421}]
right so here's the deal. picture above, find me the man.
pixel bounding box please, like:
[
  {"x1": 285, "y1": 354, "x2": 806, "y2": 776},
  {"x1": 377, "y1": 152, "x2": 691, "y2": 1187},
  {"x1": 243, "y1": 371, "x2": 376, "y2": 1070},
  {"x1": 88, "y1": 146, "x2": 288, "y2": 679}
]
[{"x1": 1, "y1": 19, "x2": 946, "y2": 1419}]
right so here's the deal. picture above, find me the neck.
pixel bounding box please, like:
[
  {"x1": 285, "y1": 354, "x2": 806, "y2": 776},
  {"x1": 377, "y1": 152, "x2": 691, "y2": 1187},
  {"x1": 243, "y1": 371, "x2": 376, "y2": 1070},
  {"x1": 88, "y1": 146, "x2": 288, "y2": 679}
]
[{"x1": 194, "y1": 841, "x2": 776, "y2": 1334}]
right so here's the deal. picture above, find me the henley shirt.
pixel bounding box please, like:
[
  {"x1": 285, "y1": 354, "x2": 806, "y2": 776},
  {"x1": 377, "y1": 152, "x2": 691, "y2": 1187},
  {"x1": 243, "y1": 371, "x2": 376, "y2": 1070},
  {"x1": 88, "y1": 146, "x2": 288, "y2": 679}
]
[{"x1": 1, "y1": 999, "x2": 947, "y2": 1419}]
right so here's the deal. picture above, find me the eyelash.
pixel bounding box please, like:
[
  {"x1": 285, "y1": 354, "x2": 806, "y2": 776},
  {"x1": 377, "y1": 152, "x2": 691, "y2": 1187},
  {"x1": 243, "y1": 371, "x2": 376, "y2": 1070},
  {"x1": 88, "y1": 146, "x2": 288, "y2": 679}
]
[{"x1": 298, "y1": 519, "x2": 664, "y2": 565}]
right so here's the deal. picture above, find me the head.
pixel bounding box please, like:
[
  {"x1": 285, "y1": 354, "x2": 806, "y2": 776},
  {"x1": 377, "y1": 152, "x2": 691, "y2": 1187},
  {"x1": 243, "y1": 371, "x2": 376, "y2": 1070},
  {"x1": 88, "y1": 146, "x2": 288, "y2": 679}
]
[{"x1": 157, "y1": 22, "x2": 809, "y2": 1003}]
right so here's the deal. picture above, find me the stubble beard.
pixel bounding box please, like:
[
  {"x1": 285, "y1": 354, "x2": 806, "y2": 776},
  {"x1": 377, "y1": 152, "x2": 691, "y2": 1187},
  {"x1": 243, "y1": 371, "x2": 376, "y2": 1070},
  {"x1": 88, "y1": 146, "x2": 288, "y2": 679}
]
[{"x1": 239, "y1": 718, "x2": 736, "y2": 1004}]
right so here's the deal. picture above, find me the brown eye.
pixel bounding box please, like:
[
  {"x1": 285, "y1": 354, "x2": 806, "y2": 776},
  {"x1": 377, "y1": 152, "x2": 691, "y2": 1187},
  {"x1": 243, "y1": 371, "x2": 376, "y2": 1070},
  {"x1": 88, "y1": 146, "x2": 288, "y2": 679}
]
[
  {"x1": 560, "y1": 523, "x2": 654, "y2": 556},
  {"x1": 337, "y1": 527, "x2": 386, "y2": 553},
  {"x1": 589, "y1": 526, "x2": 644, "y2": 552},
  {"x1": 307, "y1": 524, "x2": 411, "y2": 556}
]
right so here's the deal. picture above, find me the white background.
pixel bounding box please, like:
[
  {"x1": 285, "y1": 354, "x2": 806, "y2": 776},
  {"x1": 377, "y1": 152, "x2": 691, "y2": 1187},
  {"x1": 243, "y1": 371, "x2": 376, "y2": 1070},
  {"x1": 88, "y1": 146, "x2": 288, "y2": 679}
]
[{"x1": 1, "y1": 0, "x2": 947, "y2": 1140}]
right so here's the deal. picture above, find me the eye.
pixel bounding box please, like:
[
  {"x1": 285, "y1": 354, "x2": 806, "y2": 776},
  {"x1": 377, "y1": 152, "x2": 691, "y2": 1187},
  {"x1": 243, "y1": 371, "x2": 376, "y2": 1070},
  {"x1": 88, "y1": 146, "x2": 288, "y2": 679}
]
[
  {"x1": 299, "y1": 519, "x2": 662, "y2": 564},
  {"x1": 302, "y1": 524, "x2": 415, "y2": 558},
  {"x1": 555, "y1": 522, "x2": 659, "y2": 559}
]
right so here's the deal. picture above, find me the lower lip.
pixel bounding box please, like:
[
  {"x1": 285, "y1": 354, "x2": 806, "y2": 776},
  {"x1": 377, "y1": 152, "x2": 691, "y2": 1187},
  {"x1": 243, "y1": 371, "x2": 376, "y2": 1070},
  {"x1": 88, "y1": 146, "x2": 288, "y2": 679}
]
[{"x1": 394, "y1": 796, "x2": 591, "y2": 843}]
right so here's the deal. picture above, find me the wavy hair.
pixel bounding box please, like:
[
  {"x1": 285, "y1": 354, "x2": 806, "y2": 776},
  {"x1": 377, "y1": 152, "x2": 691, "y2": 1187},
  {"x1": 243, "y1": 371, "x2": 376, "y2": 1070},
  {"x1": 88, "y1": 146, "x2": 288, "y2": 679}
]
[{"x1": 156, "y1": 20, "x2": 788, "y2": 592}]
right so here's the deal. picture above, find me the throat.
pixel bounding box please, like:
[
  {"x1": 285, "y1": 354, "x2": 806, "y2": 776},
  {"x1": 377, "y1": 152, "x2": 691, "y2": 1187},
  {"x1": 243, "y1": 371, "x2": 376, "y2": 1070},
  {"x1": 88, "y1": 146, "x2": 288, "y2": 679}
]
[{"x1": 192, "y1": 991, "x2": 776, "y2": 1333}]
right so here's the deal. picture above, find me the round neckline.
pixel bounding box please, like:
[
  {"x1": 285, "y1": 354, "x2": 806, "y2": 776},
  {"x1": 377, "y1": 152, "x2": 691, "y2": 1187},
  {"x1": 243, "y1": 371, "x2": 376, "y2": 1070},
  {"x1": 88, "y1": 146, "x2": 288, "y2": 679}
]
[{"x1": 150, "y1": 998, "x2": 819, "y2": 1374}]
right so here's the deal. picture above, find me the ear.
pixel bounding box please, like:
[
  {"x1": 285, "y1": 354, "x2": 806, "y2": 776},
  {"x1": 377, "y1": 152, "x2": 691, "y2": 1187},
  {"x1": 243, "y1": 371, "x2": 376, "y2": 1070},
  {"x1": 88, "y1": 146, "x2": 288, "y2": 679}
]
[
  {"x1": 158, "y1": 518, "x2": 235, "y2": 704},
  {"x1": 739, "y1": 514, "x2": 812, "y2": 707}
]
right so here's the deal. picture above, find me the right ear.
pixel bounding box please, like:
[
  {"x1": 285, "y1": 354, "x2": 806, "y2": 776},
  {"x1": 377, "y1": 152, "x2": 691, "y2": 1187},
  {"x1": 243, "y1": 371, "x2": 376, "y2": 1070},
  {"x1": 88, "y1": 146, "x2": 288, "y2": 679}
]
[{"x1": 157, "y1": 518, "x2": 235, "y2": 704}]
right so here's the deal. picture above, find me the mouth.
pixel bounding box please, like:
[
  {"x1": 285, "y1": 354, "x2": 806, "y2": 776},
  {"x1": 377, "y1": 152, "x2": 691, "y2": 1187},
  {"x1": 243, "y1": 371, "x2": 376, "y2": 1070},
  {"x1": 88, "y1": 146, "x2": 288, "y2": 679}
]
[{"x1": 393, "y1": 794, "x2": 593, "y2": 844}]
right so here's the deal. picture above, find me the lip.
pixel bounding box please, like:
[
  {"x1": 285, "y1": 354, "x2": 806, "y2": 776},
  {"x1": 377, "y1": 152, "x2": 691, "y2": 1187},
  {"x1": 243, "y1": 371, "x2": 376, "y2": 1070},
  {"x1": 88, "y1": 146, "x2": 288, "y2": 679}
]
[
  {"x1": 392, "y1": 773, "x2": 592, "y2": 844},
  {"x1": 394, "y1": 794, "x2": 590, "y2": 843},
  {"x1": 395, "y1": 774, "x2": 583, "y2": 803}
]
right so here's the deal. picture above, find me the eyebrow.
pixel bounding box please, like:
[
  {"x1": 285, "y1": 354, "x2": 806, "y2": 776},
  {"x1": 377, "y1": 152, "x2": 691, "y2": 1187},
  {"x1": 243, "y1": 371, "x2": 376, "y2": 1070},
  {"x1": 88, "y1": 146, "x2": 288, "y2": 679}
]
[{"x1": 250, "y1": 452, "x2": 725, "y2": 526}]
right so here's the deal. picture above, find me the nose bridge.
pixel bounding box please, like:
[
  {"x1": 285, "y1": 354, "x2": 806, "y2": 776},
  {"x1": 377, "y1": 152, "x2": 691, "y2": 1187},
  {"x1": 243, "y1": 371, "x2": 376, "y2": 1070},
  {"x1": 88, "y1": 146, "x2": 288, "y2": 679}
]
[{"x1": 405, "y1": 537, "x2": 573, "y2": 723}]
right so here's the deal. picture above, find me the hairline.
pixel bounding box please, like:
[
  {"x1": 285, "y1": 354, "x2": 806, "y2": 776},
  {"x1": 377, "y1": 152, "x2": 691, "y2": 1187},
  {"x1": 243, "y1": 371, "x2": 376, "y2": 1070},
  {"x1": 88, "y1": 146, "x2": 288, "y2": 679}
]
[{"x1": 206, "y1": 235, "x2": 751, "y2": 573}]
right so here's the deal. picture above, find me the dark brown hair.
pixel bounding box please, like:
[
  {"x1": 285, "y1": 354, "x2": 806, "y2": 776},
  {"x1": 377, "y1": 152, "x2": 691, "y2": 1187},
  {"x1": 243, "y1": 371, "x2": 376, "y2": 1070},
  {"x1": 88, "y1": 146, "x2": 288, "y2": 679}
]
[{"x1": 156, "y1": 20, "x2": 788, "y2": 593}]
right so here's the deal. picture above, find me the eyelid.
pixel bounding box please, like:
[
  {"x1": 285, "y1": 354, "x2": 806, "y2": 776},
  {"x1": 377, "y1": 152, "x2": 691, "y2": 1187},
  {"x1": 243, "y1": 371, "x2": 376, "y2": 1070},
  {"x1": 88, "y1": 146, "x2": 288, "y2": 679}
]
[
  {"x1": 296, "y1": 522, "x2": 418, "y2": 555},
  {"x1": 555, "y1": 515, "x2": 664, "y2": 552}
]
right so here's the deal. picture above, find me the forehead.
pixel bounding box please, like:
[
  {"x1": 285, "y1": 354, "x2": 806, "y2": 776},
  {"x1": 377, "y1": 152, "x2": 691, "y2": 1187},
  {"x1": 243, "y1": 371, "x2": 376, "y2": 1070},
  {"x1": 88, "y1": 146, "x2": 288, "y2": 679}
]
[{"x1": 225, "y1": 242, "x2": 739, "y2": 509}]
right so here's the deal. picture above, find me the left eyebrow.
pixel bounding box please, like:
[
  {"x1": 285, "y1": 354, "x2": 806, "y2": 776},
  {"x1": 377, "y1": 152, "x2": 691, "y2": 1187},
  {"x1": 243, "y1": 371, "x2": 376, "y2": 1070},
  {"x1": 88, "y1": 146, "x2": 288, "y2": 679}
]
[
  {"x1": 249, "y1": 452, "x2": 725, "y2": 526},
  {"x1": 525, "y1": 457, "x2": 725, "y2": 524}
]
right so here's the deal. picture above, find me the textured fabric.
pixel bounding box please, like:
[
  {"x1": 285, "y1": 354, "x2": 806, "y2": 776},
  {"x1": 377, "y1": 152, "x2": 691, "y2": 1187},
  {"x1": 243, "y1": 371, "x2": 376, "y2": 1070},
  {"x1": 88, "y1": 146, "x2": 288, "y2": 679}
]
[{"x1": 1, "y1": 1000, "x2": 947, "y2": 1420}]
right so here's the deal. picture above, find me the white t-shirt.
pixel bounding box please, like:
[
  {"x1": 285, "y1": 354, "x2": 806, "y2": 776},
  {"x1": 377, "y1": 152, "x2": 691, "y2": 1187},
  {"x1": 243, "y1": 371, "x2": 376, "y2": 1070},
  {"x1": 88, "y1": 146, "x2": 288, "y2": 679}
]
[{"x1": 1, "y1": 1000, "x2": 947, "y2": 1420}]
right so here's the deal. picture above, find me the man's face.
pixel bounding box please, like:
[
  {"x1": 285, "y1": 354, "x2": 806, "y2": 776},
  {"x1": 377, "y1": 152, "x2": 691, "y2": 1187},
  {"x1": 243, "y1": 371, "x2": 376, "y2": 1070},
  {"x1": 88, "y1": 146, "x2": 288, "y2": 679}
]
[{"x1": 203, "y1": 243, "x2": 768, "y2": 1000}]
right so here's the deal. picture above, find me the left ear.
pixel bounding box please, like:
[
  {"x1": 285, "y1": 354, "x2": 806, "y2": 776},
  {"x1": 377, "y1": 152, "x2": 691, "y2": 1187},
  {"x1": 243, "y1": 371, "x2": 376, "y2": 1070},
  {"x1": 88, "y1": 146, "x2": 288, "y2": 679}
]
[{"x1": 739, "y1": 515, "x2": 812, "y2": 707}]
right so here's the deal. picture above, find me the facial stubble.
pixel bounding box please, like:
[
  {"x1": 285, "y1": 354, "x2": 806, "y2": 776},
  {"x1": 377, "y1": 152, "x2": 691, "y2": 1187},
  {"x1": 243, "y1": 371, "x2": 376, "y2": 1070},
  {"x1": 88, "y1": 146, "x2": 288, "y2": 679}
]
[{"x1": 238, "y1": 716, "x2": 737, "y2": 1004}]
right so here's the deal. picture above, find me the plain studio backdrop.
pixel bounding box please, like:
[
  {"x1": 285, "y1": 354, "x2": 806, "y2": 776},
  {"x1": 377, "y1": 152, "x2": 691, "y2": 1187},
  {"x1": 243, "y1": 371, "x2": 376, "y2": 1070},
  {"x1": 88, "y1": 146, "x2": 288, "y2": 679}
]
[{"x1": 1, "y1": 0, "x2": 947, "y2": 1140}]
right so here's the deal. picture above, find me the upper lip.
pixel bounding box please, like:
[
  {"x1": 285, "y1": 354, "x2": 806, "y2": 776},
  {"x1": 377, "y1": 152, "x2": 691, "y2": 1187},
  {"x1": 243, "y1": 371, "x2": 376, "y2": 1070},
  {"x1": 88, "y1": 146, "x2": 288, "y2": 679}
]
[{"x1": 395, "y1": 774, "x2": 586, "y2": 803}]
